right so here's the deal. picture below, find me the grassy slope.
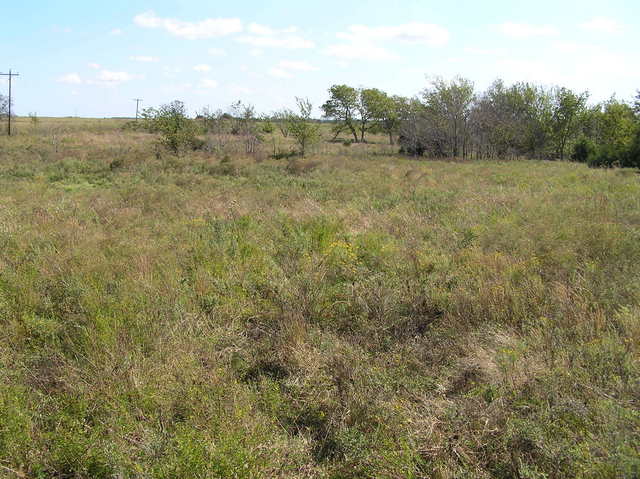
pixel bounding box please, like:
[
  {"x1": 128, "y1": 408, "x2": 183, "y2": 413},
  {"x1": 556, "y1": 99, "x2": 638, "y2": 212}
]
[{"x1": 0, "y1": 120, "x2": 638, "y2": 478}]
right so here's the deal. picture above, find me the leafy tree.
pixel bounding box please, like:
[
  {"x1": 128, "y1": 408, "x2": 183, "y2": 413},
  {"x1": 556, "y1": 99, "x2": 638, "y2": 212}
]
[
  {"x1": 628, "y1": 127, "x2": 640, "y2": 168},
  {"x1": 287, "y1": 97, "x2": 320, "y2": 157},
  {"x1": 586, "y1": 98, "x2": 638, "y2": 168},
  {"x1": 600, "y1": 99, "x2": 636, "y2": 151},
  {"x1": 321, "y1": 84, "x2": 359, "y2": 142},
  {"x1": 364, "y1": 92, "x2": 409, "y2": 145},
  {"x1": 471, "y1": 80, "x2": 552, "y2": 159},
  {"x1": 422, "y1": 76, "x2": 475, "y2": 157},
  {"x1": 550, "y1": 87, "x2": 588, "y2": 160},
  {"x1": 141, "y1": 100, "x2": 199, "y2": 154},
  {"x1": 378, "y1": 95, "x2": 406, "y2": 145},
  {"x1": 354, "y1": 88, "x2": 381, "y2": 143}
]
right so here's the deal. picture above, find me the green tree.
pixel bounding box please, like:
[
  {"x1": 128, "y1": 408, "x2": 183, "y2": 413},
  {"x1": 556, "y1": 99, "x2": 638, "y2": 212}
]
[
  {"x1": 287, "y1": 97, "x2": 321, "y2": 157},
  {"x1": 586, "y1": 98, "x2": 639, "y2": 168},
  {"x1": 550, "y1": 87, "x2": 588, "y2": 160},
  {"x1": 422, "y1": 76, "x2": 475, "y2": 157},
  {"x1": 355, "y1": 88, "x2": 404, "y2": 144},
  {"x1": 321, "y1": 84, "x2": 359, "y2": 142},
  {"x1": 472, "y1": 80, "x2": 554, "y2": 159},
  {"x1": 142, "y1": 100, "x2": 198, "y2": 154},
  {"x1": 600, "y1": 99, "x2": 636, "y2": 151},
  {"x1": 355, "y1": 88, "x2": 384, "y2": 143},
  {"x1": 379, "y1": 95, "x2": 406, "y2": 145}
]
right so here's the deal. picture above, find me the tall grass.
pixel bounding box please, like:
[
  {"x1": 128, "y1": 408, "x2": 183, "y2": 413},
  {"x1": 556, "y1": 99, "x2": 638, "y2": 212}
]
[{"x1": 0, "y1": 120, "x2": 638, "y2": 478}]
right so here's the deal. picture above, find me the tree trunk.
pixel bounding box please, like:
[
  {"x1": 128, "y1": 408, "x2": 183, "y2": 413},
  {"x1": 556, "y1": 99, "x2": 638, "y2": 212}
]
[{"x1": 348, "y1": 122, "x2": 359, "y2": 143}]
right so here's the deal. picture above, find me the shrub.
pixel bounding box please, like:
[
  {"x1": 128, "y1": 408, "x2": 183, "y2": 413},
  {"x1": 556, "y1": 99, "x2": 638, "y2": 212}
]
[
  {"x1": 588, "y1": 143, "x2": 628, "y2": 168},
  {"x1": 141, "y1": 101, "x2": 199, "y2": 154},
  {"x1": 286, "y1": 158, "x2": 320, "y2": 175},
  {"x1": 571, "y1": 137, "x2": 595, "y2": 163},
  {"x1": 286, "y1": 97, "x2": 321, "y2": 157}
]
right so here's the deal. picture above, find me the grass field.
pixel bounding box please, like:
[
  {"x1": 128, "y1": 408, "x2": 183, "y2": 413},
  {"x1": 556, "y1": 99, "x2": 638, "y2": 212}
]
[{"x1": 0, "y1": 118, "x2": 639, "y2": 478}]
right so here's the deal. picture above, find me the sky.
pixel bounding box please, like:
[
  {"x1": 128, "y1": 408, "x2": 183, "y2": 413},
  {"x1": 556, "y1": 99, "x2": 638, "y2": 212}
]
[{"x1": 1, "y1": 0, "x2": 639, "y2": 118}]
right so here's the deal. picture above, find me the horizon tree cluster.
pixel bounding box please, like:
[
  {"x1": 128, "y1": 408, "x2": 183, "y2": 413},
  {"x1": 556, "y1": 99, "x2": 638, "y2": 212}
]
[{"x1": 115, "y1": 76, "x2": 640, "y2": 168}]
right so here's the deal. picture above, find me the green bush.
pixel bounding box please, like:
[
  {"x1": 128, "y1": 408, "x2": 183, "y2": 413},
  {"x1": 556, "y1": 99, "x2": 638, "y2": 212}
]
[
  {"x1": 141, "y1": 101, "x2": 199, "y2": 154},
  {"x1": 587, "y1": 143, "x2": 629, "y2": 168},
  {"x1": 571, "y1": 137, "x2": 595, "y2": 163}
]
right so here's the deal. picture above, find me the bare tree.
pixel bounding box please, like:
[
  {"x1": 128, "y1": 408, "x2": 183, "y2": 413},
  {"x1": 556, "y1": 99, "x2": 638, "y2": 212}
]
[{"x1": 272, "y1": 109, "x2": 292, "y2": 138}]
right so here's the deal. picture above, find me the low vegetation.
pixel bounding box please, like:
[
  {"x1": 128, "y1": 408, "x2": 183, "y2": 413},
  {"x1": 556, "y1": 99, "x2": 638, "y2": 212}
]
[{"x1": 0, "y1": 91, "x2": 638, "y2": 477}]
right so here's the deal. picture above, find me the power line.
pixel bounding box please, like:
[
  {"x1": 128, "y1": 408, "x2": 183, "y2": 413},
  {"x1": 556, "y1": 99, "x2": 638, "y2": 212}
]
[
  {"x1": 133, "y1": 98, "x2": 143, "y2": 121},
  {"x1": 0, "y1": 69, "x2": 19, "y2": 136}
]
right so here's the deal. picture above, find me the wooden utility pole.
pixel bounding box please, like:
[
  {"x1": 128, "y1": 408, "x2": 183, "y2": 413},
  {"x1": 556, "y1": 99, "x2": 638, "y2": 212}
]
[
  {"x1": 133, "y1": 98, "x2": 143, "y2": 121},
  {"x1": 0, "y1": 69, "x2": 19, "y2": 136}
]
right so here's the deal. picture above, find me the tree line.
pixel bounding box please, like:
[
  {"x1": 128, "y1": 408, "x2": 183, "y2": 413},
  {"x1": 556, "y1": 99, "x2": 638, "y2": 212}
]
[
  {"x1": 5, "y1": 77, "x2": 639, "y2": 168},
  {"x1": 320, "y1": 78, "x2": 640, "y2": 167}
]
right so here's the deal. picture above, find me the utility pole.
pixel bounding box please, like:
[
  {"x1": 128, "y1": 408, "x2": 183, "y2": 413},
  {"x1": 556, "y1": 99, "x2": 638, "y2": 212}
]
[
  {"x1": 0, "y1": 69, "x2": 19, "y2": 136},
  {"x1": 133, "y1": 98, "x2": 143, "y2": 121}
]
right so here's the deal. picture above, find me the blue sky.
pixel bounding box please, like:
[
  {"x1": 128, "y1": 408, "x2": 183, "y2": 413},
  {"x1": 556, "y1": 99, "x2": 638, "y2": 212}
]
[{"x1": 2, "y1": 0, "x2": 639, "y2": 117}]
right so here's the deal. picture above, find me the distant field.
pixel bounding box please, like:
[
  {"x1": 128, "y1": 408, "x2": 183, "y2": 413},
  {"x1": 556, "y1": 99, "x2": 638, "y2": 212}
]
[{"x1": 0, "y1": 119, "x2": 638, "y2": 478}]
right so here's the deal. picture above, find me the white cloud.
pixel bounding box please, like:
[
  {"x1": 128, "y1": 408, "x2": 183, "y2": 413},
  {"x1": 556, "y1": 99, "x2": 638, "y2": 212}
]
[
  {"x1": 247, "y1": 23, "x2": 277, "y2": 36},
  {"x1": 278, "y1": 60, "x2": 318, "y2": 72},
  {"x1": 249, "y1": 48, "x2": 264, "y2": 57},
  {"x1": 88, "y1": 63, "x2": 101, "y2": 70},
  {"x1": 110, "y1": 28, "x2": 123, "y2": 36},
  {"x1": 324, "y1": 42, "x2": 397, "y2": 61},
  {"x1": 130, "y1": 55, "x2": 159, "y2": 63},
  {"x1": 337, "y1": 23, "x2": 450, "y2": 46},
  {"x1": 229, "y1": 85, "x2": 253, "y2": 96},
  {"x1": 88, "y1": 70, "x2": 140, "y2": 86},
  {"x1": 247, "y1": 23, "x2": 298, "y2": 36},
  {"x1": 268, "y1": 67, "x2": 293, "y2": 79},
  {"x1": 464, "y1": 47, "x2": 507, "y2": 57},
  {"x1": 237, "y1": 23, "x2": 314, "y2": 49},
  {"x1": 208, "y1": 47, "x2": 226, "y2": 56},
  {"x1": 238, "y1": 35, "x2": 314, "y2": 49},
  {"x1": 194, "y1": 64, "x2": 212, "y2": 72},
  {"x1": 57, "y1": 73, "x2": 82, "y2": 85},
  {"x1": 199, "y1": 78, "x2": 218, "y2": 89},
  {"x1": 325, "y1": 22, "x2": 448, "y2": 62},
  {"x1": 134, "y1": 11, "x2": 243, "y2": 40},
  {"x1": 266, "y1": 60, "x2": 318, "y2": 79},
  {"x1": 581, "y1": 17, "x2": 623, "y2": 34},
  {"x1": 493, "y1": 58, "x2": 559, "y2": 84},
  {"x1": 162, "y1": 66, "x2": 182, "y2": 78},
  {"x1": 496, "y1": 22, "x2": 558, "y2": 38}
]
